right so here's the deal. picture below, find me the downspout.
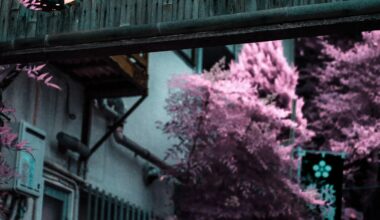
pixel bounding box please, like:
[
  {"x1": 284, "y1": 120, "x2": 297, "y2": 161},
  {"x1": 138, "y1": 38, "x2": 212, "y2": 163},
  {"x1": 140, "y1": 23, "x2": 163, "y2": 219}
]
[
  {"x1": 113, "y1": 127, "x2": 171, "y2": 170},
  {"x1": 58, "y1": 95, "x2": 171, "y2": 179}
]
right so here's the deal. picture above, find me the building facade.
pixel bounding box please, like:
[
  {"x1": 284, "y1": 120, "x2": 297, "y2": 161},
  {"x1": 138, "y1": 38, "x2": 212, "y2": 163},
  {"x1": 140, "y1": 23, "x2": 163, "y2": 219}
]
[{"x1": 0, "y1": 50, "x2": 193, "y2": 220}]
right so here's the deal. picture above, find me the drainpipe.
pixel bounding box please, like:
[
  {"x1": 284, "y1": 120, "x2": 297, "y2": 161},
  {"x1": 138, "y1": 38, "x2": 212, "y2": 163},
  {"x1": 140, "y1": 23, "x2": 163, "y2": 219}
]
[
  {"x1": 96, "y1": 98, "x2": 171, "y2": 171},
  {"x1": 84, "y1": 95, "x2": 147, "y2": 162},
  {"x1": 113, "y1": 126, "x2": 171, "y2": 170},
  {"x1": 56, "y1": 132, "x2": 91, "y2": 158}
]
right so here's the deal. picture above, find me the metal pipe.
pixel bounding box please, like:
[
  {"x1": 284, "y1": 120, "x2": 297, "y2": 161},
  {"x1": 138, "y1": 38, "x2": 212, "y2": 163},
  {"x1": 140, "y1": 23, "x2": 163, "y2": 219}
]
[
  {"x1": 9, "y1": 198, "x2": 19, "y2": 220},
  {"x1": 0, "y1": 64, "x2": 18, "y2": 90},
  {"x1": 1, "y1": 1, "x2": 380, "y2": 63},
  {"x1": 113, "y1": 127, "x2": 171, "y2": 171},
  {"x1": 86, "y1": 96, "x2": 146, "y2": 159},
  {"x1": 44, "y1": 161, "x2": 86, "y2": 185},
  {"x1": 96, "y1": 99, "x2": 119, "y2": 120},
  {"x1": 80, "y1": 96, "x2": 92, "y2": 178},
  {"x1": 56, "y1": 132, "x2": 91, "y2": 158},
  {"x1": 96, "y1": 98, "x2": 171, "y2": 171},
  {"x1": 3, "y1": 1, "x2": 380, "y2": 48}
]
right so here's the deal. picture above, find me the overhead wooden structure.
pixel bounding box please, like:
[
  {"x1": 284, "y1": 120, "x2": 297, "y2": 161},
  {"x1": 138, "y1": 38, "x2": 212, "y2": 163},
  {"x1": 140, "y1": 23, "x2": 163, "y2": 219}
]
[
  {"x1": 1, "y1": 0, "x2": 380, "y2": 64},
  {"x1": 48, "y1": 53, "x2": 148, "y2": 98}
]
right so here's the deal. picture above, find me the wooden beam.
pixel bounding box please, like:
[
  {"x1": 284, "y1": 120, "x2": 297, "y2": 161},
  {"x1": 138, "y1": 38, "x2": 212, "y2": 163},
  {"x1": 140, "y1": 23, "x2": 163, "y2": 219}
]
[
  {"x1": 1, "y1": 1, "x2": 380, "y2": 64},
  {"x1": 110, "y1": 56, "x2": 136, "y2": 78},
  {"x1": 2, "y1": 13, "x2": 380, "y2": 64},
  {"x1": 87, "y1": 83, "x2": 146, "y2": 98},
  {"x1": 109, "y1": 55, "x2": 148, "y2": 89},
  {"x1": 130, "y1": 54, "x2": 148, "y2": 68}
]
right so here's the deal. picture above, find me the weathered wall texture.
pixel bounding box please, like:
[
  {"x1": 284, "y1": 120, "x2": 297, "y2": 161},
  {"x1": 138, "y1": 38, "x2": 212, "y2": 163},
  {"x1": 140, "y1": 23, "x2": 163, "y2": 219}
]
[
  {"x1": 0, "y1": 0, "x2": 350, "y2": 42},
  {"x1": 2, "y1": 51, "x2": 192, "y2": 218}
]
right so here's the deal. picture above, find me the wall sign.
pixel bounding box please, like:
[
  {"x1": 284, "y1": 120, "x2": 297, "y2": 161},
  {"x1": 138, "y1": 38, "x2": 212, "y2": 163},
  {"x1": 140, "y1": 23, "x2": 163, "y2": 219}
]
[{"x1": 297, "y1": 148, "x2": 345, "y2": 220}]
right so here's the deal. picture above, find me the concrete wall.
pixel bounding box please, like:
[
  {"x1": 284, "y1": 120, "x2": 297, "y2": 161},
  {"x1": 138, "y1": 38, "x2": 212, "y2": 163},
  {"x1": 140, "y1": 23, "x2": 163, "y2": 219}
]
[
  {"x1": 86, "y1": 51, "x2": 192, "y2": 216},
  {"x1": 2, "y1": 51, "x2": 192, "y2": 219},
  {"x1": 4, "y1": 70, "x2": 84, "y2": 168}
]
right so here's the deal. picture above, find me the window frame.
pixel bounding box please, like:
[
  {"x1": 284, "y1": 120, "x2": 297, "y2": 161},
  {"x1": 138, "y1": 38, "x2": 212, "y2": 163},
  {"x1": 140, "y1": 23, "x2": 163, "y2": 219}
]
[{"x1": 41, "y1": 180, "x2": 75, "y2": 220}]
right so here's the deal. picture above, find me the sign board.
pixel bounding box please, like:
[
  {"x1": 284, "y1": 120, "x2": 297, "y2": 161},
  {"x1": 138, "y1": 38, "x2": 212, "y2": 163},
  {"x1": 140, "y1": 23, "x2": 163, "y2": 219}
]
[
  {"x1": 298, "y1": 149, "x2": 345, "y2": 220},
  {"x1": 0, "y1": 121, "x2": 46, "y2": 197}
]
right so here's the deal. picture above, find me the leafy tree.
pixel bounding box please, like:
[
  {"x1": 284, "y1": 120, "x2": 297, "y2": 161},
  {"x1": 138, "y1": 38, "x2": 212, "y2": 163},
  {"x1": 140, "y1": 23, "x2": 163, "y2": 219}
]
[
  {"x1": 296, "y1": 31, "x2": 380, "y2": 218},
  {"x1": 162, "y1": 41, "x2": 320, "y2": 219},
  {"x1": 18, "y1": 0, "x2": 75, "y2": 11}
]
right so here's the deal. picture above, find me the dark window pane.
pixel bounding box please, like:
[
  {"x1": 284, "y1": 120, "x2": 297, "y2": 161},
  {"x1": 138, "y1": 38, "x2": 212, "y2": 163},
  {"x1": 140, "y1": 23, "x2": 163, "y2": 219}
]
[
  {"x1": 203, "y1": 46, "x2": 234, "y2": 71},
  {"x1": 42, "y1": 195, "x2": 64, "y2": 220}
]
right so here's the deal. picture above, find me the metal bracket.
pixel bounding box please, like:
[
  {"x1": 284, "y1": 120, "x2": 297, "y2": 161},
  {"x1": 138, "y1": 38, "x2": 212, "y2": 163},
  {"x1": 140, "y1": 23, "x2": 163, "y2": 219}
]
[{"x1": 85, "y1": 95, "x2": 147, "y2": 160}]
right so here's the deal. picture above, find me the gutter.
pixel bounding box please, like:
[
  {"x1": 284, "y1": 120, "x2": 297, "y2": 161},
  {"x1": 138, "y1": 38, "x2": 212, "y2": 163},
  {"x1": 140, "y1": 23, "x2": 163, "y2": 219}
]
[{"x1": 1, "y1": 1, "x2": 380, "y2": 63}]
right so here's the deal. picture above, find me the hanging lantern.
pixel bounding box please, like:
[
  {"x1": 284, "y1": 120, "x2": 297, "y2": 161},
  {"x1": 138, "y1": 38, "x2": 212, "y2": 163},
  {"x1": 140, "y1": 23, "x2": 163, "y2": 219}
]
[{"x1": 19, "y1": 0, "x2": 75, "y2": 12}]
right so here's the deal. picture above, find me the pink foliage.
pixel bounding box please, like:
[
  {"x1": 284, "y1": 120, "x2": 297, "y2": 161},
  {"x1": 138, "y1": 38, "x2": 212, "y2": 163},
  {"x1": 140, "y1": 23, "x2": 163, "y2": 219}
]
[
  {"x1": 18, "y1": 0, "x2": 74, "y2": 11},
  {"x1": 297, "y1": 32, "x2": 380, "y2": 216},
  {"x1": 17, "y1": 64, "x2": 61, "y2": 90},
  {"x1": 303, "y1": 31, "x2": 380, "y2": 163},
  {"x1": 0, "y1": 63, "x2": 60, "y2": 182},
  {"x1": 18, "y1": 0, "x2": 44, "y2": 11},
  {"x1": 162, "y1": 41, "x2": 318, "y2": 219},
  {"x1": 0, "y1": 116, "x2": 27, "y2": 183}
]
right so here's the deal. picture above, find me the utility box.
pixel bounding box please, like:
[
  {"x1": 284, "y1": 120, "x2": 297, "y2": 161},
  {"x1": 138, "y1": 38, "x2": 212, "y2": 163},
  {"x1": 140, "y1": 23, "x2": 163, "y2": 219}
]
[{"x1": 0, "y1": 121, "x2": 46, "y2": 198}]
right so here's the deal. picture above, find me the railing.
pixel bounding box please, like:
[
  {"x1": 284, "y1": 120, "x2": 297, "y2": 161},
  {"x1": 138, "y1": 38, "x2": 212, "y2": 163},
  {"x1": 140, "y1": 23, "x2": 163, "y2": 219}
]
[{"x1": 81, "y1": 186, "x2": 160, "y2": 220}]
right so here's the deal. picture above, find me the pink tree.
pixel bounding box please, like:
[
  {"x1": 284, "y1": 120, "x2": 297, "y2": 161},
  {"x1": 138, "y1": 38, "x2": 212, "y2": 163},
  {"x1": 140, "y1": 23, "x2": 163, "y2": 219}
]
[
  {"x1": 296, "y1": 31, "x2": 380, "y2": 218},
  {"x1": 18, "y1": 0, "x2": 75, "y2": 11},
  {"x1": 162, "y1": 41, "x2": 320, "y2": 219},
  {"x1": 297, "y1": 32, "x2": 380, "y2": 167}
]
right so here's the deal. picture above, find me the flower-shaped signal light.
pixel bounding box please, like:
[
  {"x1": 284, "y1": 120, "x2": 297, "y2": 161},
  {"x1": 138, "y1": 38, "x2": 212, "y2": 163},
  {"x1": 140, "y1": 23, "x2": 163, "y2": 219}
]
[
  {"x1": 312, "y1": 160, "x2": 332, "y2": 178},
  {"x1": 19, "y1": 0, "x2": 76, "y2": 12}
]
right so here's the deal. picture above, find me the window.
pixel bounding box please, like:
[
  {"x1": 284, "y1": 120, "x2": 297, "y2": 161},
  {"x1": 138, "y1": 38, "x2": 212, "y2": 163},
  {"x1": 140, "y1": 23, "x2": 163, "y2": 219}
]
[
  {"x1": 175, "y1": 49, "x2": 198, "y2": 69},
  {"x1": 176, "y1": 45, "x2": 240, "y2": 73},
  {"x1": 176, "y1": 42, "x2": 296, "y2": 74},
  {"x1": 202, "y1": 46, "x2": 236, "y2": 71},
  {"x1": 42, "y1": 182, "x2": 74, "y2": 220}
]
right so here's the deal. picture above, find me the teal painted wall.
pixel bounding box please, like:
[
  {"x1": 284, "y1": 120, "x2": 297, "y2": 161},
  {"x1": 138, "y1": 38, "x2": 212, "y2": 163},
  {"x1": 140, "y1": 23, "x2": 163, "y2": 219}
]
[
  {"x1": 87, "y1": 51, "x2": 192, "y2": 217},
  {"x1": 283, "y1": 39, "x2": 295, "y2": 65},
  {"x1": 1, "y1": 42, "x2": 294, "y2": 219},
  {"x1": 2, "y1": 51, "x2": 192, "y2": 219}
]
